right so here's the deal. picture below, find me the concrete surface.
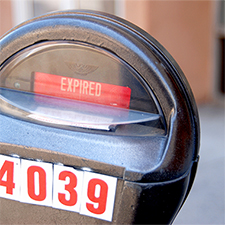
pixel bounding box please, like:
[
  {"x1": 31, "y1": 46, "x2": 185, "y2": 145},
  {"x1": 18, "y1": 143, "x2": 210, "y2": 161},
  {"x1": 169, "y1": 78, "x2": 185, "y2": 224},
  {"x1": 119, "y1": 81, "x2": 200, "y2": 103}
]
[{"x1": 174, "y1": 103, "x2": 225, "y2": 224}]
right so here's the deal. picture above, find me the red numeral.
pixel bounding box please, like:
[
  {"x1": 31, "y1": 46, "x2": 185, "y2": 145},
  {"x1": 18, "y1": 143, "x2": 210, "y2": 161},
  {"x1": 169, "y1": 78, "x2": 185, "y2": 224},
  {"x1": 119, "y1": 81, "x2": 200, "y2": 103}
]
[
  {"x1": 58, "y1": 171, "x2": 78, "y2": 206},
  {"x1": 86, "y1": 178, "x2": 108, "y2": 214},
  {"x1": 27, "y1": 166, "x2": 46, "y2": 201},
  {"x1": 0, "y1": 160, "x2": 15, "y2": 194}
]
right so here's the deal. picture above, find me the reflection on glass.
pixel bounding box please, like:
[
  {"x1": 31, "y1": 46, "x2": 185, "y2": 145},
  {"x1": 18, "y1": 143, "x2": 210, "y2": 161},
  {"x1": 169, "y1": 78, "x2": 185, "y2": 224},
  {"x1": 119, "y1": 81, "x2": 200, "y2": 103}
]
[{"x1": 0, "y1": 41, "x2": 163, "y2": 132}]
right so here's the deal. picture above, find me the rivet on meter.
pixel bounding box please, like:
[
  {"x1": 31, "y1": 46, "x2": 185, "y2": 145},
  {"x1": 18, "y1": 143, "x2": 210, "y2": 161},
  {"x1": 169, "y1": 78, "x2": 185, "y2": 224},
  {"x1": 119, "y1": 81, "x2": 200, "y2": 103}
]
[
  {"x1": 81, "y1": 167, "x2": 92, "y2": 172},
  {"x1": 35, "y1": 159, "x2": 43, "y2": 162},
  {"x1": 10, "y1": 154, "x2": 20, "y2": 158},
  {"x1": 14, "y1": 82, "x2": 20, "y2": 89},
  {"x1": 55, "y1": 162, "x2": 64, "y2": 166}
]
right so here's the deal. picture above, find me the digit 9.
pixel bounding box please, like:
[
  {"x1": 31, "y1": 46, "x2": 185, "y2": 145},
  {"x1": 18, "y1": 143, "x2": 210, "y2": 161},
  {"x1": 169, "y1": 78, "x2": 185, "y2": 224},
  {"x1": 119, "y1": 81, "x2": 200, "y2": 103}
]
[{"x1": 86, "y1": 178, "x2": 108, "y2": 214}]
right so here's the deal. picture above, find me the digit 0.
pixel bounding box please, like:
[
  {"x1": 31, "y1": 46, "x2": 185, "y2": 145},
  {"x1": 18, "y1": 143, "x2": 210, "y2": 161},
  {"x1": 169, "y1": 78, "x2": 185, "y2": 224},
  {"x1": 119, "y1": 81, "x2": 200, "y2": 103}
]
[
  {"x1": 86, "y1": 178, "x2": 108, "y2": 214},
  {"x1": 0, "y1": 160, "x2": 15, "y2": 195},
  {"x1": 27, "y1": 166, "x2": 46, "y2": 201}
]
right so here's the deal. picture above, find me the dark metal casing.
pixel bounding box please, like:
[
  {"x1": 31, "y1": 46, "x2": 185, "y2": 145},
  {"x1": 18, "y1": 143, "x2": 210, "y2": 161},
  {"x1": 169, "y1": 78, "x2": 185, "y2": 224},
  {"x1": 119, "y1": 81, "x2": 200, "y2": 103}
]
[{"x1": 0, "y1": 11, "x2": 200, "y2": 224}]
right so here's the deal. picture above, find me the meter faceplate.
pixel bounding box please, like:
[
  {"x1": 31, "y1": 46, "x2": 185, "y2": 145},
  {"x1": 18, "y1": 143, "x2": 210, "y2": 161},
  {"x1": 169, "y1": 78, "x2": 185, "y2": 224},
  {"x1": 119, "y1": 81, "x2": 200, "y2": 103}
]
[{"x1": 0, "y1": 42, "x2": 164, "y2": 133}]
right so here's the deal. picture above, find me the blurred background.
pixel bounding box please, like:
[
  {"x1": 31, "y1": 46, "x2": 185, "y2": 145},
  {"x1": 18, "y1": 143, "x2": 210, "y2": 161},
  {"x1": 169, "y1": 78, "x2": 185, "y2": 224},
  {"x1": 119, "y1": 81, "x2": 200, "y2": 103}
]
[{"x1": 0, "y1": 0, "x2": 224, "y2": 224}]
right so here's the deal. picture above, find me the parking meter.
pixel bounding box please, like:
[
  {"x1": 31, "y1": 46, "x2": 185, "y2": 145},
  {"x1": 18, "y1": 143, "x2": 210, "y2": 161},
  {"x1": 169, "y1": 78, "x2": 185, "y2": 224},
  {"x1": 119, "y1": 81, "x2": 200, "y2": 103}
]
[{"x1": 0, "y1": 11, "x2": 200, "y2": 224}]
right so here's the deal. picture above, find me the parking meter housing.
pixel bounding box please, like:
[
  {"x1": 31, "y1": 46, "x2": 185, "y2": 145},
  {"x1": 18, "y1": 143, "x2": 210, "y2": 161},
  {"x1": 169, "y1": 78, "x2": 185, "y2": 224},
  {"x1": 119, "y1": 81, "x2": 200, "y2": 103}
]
[{"x1": 0, "y1": 11, "x2": 200, "y2": 224}]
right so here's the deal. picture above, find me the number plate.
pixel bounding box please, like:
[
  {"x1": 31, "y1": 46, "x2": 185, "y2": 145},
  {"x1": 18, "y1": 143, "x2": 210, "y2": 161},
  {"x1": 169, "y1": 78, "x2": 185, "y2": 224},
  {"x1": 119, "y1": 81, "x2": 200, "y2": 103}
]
[{"x1": 0, "y1": 154, "x2": 117, "y2": 222}]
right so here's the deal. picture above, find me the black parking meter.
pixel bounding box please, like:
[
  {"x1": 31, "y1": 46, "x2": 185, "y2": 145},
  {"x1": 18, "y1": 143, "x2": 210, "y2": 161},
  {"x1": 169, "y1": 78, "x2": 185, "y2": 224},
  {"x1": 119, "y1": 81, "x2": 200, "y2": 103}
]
[{"x1": 0, "y1": 11, "x2": 200, "y2": 224}]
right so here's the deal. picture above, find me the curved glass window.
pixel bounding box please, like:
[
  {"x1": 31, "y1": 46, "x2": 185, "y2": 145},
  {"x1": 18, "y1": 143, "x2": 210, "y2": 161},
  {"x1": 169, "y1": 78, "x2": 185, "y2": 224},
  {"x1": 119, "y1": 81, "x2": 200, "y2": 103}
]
[{"x1": 0, "y1": 41, "x2": 165, "y2": 134}]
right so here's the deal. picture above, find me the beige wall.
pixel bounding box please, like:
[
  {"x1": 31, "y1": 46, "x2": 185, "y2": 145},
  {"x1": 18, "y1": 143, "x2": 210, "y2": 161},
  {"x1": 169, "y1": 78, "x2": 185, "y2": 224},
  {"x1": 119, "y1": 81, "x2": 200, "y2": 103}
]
[
  {"x1": 0, "y1": 0, "x2": 215, "y2": 104},
  {"x1": 0, "y1": 0, "x2": 13, "y2": 36},
  {"x1": 126, "y1": 0, "x2": 214, "y2": 103}
]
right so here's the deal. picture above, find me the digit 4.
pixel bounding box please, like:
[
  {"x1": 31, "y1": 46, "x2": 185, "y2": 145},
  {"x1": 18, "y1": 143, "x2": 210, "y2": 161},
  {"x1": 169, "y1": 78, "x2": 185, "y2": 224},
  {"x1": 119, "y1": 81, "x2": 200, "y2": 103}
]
[
  {"x1": 0, "y1": 155, "x2": 20, "y2": 200},
  {"x1": 0, "y1": 160, "x2": 15, "y2": 194}
]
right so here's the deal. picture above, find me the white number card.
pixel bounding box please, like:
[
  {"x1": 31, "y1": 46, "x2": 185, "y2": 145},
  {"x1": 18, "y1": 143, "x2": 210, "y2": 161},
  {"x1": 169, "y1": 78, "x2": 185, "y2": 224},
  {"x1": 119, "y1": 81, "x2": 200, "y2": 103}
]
[{"x1": 0, "y1": 154, "x2": 117, "y2": 222}]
